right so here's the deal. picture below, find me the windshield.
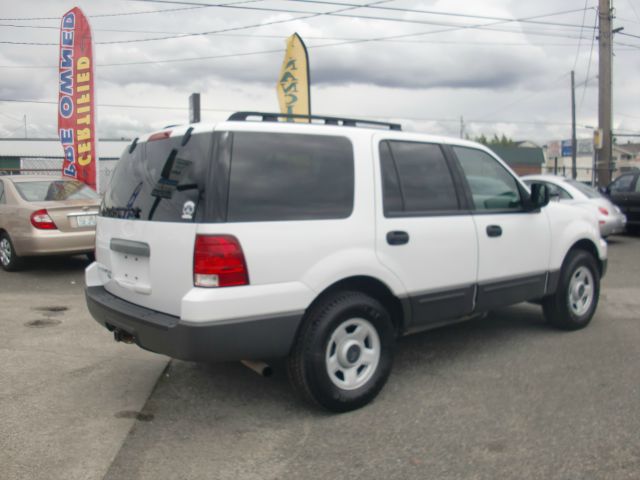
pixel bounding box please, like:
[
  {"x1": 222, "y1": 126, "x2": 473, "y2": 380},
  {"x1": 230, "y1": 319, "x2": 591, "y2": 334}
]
[{"x1": 14, "y1": 180, "x2": 99, "y2": 202}]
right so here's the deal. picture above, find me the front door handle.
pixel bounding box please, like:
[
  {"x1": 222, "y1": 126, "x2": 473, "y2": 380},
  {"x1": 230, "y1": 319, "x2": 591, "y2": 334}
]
[
  {"x1": 486, "y1": 225, "x2": 502, "y2": 237},
  {"x1": 387, "y1": 231, "x2": 409, "y2": 245}
]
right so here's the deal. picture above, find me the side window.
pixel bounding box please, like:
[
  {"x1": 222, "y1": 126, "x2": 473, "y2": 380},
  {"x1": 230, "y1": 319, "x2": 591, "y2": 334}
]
[
  {"x1": 453, "y1": 147, "x2": 522, "y2": 211},
  {"x1": 610, "y1": 174, "x2": 634, "y2": 193},
  {"x1": 0, "y1": 180, "x2": 4, "y2": 204},
  {"x1": 379, "y1": 140, "x2": 459, "y2": 216},
  {"x1": 635, "y1": 176, "x2": 640, "y2": 193},
  {"x1": 227, "y1": 132, "x2": 354, "y2": 222}
]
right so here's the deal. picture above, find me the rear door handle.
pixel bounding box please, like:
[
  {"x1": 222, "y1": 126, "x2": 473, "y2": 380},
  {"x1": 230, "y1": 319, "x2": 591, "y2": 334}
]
[
  {"x1": 486, "y1": 225, "x2": 502, "y2": 237},
  {"x1": 387, "y1": 231, "x2": 409, "y2": 245}
]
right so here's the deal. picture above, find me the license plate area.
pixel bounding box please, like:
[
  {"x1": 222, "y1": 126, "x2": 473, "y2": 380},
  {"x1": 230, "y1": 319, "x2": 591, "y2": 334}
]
[
  {"x1": 76, "y1": 215, "x2": 97, "y2": 227},
  {"x1": 109, "y1": 239, "x2": 152, "y2": 295}
]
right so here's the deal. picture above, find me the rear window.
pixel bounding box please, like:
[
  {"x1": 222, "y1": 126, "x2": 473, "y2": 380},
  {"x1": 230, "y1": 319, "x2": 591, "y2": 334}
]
[
  {"x1": 566, "y1": 179, "x2": 602, "y2": 199},
  {"x1": 102, "y1": 132, "x2": 212, "y2": 222},
  {"x1": 14, "y1": 179, "x2": 98, "y2": 202},
  {"x1": 226, "y1": 132, "x2": 354, "y2": 222}
]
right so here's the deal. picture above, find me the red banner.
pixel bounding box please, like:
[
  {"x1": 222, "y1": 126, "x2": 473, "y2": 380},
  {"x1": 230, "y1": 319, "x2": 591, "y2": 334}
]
[{"x1": 58, "y1": 7, "x2": 97, "y2": 191}]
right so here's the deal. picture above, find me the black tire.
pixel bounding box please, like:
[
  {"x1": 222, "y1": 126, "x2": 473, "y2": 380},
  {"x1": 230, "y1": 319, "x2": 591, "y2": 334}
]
[
  {"x1": 287, "y1": 291, "x2": 395, "y2": 413},
  {"x1": 86, "y1": 252, "x2": 96, "y2": 263},
  {"x1": 0, "y1": 232, "x2": 23, "y2": 272},
  {"x1": 542, "y1": 250, "x2": 600, "y2": 330}
]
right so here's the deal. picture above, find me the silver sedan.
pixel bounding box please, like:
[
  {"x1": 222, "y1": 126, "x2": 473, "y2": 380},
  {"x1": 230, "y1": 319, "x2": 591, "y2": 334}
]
[{"x1": 523, "y1": 174, "x2": 627, "y2": 238}]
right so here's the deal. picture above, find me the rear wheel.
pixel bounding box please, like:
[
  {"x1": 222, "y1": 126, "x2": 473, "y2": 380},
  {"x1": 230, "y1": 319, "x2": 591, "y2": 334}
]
[
  {"x1": 543, "y1": 250, "x2": 600, "y2": 330},
  {"x1": 0, "y1": 232, "x2": 23, "y2": 272},
  {"x1": 287, "y1": 291, "x2": 395, "y2": 412}
]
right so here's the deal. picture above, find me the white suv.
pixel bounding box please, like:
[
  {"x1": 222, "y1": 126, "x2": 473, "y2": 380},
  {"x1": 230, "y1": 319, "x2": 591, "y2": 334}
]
[{"x1": 86, "y1": 112, "x2": 607, "y2": 412}]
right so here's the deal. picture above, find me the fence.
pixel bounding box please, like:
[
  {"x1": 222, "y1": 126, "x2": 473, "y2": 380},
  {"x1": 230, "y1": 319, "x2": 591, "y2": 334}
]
[{"x1": 0, "y1": 156, "x2": 118, "y2": 194}]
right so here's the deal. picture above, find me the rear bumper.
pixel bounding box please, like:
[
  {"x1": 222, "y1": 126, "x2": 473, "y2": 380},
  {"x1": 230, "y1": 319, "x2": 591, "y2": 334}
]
[
  {"x1": 85, "y1": 286, "x2": 303, "y2": 362},
  {"x1": 14, "y1": 229, "x2": 95, "y2": 256}
]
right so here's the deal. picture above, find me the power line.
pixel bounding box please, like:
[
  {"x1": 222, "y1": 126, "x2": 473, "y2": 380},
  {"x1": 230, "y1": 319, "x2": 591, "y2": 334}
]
[
  {"x1": 578, "y1": 10, "x2": 599, "y2": 111},
  {"x1": 572, "y1": 0, "x2": 591, "y2": 71},
  {"x1": 0, "y1": 2, "x2": 243, "y2": 21},
  {"x1": 0, "y1": 97, "x2": 597, "y2": 128}
]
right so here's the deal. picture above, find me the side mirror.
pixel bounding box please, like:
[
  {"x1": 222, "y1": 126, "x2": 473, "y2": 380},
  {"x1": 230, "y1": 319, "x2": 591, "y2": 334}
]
[{"x1": 528, "y1": 182, "x2": 549, "y2": 210}]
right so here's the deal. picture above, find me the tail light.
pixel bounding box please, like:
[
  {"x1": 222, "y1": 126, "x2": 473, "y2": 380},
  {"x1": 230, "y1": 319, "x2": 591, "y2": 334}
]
[
  {"x1": 30, "y1": 209, "x2": 58, "y2": 230},
  {"x1": 598, "y1": 207, "x2": 609, "y2": 225},
  {"x1": 193, "y1": 235, "x2": 249, "y2": 287}
]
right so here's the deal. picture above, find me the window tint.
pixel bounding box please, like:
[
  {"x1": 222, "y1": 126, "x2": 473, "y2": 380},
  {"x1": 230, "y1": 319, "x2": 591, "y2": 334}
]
[
  {"x1": 379, "y1": 140, "x2": 459, "y2": 216},
  {"x1": 227, "y1": 132, "x2": 354, "y2": 221},
  {"x1": 14, "y1": 180, "x2": 99, "y2": 202},
  {"x1": 453, "y1": 147, "x2": 522, "y2": 211},
  {"x1": 610, "y1": 174, "x2": 634, "y2": 193},
  {"x1": 102, "y1": 132, "x2": 212, "y2": 222}
]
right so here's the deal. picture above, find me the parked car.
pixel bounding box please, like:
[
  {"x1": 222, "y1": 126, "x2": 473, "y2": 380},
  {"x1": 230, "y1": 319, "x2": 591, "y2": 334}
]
[
  {"x1": 522, "y1": 174, "x2": 626, "y2": 238},
  {"x1": 0, "y1": 175, "x2": 100, "y2": 271},
  {"x1": 603, "y1": 171, "x2": 640, "y2": 234},
  {"x1": 85, "y1": 112, "x2": 607, "y2": 412}
]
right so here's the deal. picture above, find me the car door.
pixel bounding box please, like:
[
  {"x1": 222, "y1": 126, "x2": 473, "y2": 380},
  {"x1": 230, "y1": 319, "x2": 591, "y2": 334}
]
[
  {"x1": 451, "y1": 146, "x2": 551, "y2": 310},
  {"x1": 374, "y1": 137, "x2": 478, "y2": 329}
]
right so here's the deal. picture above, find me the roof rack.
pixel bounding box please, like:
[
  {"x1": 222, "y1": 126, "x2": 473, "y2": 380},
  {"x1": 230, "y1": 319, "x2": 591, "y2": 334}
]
[{"x1": 227, "y1": 111, "x2": 402, "y2": 131}]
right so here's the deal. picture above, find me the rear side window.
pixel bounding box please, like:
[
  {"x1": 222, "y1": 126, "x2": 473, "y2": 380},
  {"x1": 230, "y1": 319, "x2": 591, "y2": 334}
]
[
  {"x1": 226, "y1": 132, "x2": 354, "y2": 222},
  {"x1": 102, "y1": 132, "x2": 212, "y2": 222},
  {"x1": 14, "y1": 179, "x2": 98, "y2": 202},
  {"x1": 379, "y1": 140, "x2": 459, "y2": 216}
]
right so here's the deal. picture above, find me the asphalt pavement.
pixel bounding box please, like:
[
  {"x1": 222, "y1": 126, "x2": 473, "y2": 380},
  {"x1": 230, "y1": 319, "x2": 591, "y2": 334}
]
[{"x1": 2, "y1": 235, "x2": 639, "y2": 480}]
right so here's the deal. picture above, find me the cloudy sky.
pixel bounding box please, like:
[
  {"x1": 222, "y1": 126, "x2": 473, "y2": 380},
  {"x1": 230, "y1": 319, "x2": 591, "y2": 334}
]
[{"x1": 1, "y1": 0, "x2": 639, "y2": 144}]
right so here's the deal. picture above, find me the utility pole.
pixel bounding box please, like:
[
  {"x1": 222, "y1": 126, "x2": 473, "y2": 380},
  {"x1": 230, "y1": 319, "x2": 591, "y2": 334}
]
[
  {"x1": 597, "y1": 0, "x2": 613, "y2": 187},
  {"x1": 23, "y1": 114, "x2": 27, "y2": 138},
  {"x1": 571, "y1": 71, "x2": 577, "y2": 179},
  {"x1": 459, "y1": 116, "x2": 464, "y2": 139}
]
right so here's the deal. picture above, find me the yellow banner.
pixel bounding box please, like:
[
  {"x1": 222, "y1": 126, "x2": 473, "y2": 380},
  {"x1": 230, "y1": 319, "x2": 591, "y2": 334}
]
[{"x1": 277, "y1": 33, "x2": 310, "y2": 121}]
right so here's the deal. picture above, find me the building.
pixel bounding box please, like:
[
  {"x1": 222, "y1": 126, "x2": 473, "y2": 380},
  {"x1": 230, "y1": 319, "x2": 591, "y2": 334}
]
[
  {"x1": 488, "y1": 144, "x2": 545, "y2": 176},
  {"x1": 0, "y1": 137, "x2": 130, "y2": 193}
]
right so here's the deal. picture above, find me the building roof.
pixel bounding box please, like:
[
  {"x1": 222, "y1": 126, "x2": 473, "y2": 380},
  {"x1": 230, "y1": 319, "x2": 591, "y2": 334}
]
[
  {"x1": 0, "y1": 138, "x2": 131, "y2": 159},
  {"x1": 488, "y1": 145, "x2": 545, "y2": 166}
]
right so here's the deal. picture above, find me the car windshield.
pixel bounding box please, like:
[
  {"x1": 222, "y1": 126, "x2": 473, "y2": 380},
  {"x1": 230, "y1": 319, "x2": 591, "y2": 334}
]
[
  {"x1": 566, "y1": 179, "x2": 602, "y2": 199},
  {"x1": 14, "y1": 180, "x2": 99, "y2": 202}
]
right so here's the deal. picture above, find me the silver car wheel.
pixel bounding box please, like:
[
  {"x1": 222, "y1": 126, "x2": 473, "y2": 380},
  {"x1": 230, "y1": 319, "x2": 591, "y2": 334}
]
[
  {"x1": 0, "y1": 237, "x2": 11, "y2": 267},
  {"x1": 568, "y1": 266, "x2": 594, "y2": 317},
  {"x1": 325, "y1": 318, "x2": 381, "y2": 391}
]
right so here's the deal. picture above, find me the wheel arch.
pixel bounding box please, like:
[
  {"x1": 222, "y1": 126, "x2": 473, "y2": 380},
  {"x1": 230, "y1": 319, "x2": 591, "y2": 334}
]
[
  {"x1": 566, "y1": 238, "x2": 605, "y2": 277},
  {"x1": 304, "y1": 275, "x2": 410, "y2": 337}
]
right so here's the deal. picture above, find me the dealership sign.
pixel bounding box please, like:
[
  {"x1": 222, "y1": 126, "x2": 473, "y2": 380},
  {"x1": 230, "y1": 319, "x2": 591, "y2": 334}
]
[{"x1": 58, "y1": 7, "x2": 98, "y2": 191}]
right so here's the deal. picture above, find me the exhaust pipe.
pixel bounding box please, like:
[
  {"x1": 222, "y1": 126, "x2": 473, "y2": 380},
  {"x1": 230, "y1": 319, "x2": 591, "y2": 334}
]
[
  {"x1": 114, "y1": 328, "x2": 135, "y2": 344},
  {"x1": 241, "y1": 360, "x2": 273, "y2": 377}
]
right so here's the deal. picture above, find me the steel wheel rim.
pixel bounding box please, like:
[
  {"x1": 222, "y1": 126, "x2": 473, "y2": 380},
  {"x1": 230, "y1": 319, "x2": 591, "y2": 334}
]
[
  {"x1": 325, "y1": 318, "x2": 381, "y2": 391},
  {"x1": 0, "y1": 238, "x2": 11, "y2": 266},
  {"x1": 568, "y1": 266, "x2": 594, "y2": 317}
]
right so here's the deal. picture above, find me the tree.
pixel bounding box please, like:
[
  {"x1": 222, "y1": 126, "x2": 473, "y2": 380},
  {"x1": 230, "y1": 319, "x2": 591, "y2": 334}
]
[{"x1": 473, "y1": 133, "x2": 516, "y2": 146}]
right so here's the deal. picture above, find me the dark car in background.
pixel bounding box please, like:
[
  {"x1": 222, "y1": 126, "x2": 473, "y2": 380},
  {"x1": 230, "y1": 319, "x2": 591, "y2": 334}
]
[{"x1": 605, "y1": 172, "x2": 640, "y2": 234}]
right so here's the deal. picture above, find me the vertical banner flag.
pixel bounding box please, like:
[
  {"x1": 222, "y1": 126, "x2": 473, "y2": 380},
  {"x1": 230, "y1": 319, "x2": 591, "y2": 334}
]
[
  {"x1": 277, "y1": 33, "x2": 311, "y2": 121},
  {"x1": 58, "y1": 7, "x2": 98, "y2": 191}
]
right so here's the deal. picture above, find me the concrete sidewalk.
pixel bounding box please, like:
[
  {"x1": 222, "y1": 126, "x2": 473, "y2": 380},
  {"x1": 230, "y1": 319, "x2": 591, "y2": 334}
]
[{"x1": 0, "y1": 289, "x2": 168, "y2": 480}]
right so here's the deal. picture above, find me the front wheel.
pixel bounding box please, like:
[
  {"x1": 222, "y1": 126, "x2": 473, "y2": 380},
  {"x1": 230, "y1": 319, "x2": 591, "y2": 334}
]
[
  {"x1": 287, "y1": 291, "x2": 395, "y2": 412},
  {"x1": 543, "y1": 250, "x2": 600, "y2": 330}
]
